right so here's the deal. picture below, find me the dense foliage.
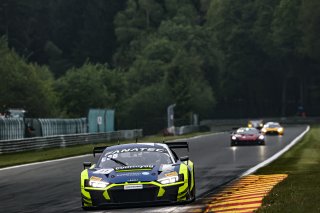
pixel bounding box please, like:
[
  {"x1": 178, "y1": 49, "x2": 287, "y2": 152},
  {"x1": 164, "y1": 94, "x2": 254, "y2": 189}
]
[{"x1": 0, "y1": 0, "x2": 319, "y2": 132}]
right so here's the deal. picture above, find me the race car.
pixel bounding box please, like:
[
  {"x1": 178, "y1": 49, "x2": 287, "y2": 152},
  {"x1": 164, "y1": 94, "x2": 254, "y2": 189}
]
[
  {"x1": 231, "y1": 127, "x2": 265, "y2": 146},
  {"x1": 261, "y1": 122, "x2": 284, "y2": 135},
  {"x1": 81, "y1": 142, "x2": 195, "y2": 209},
  {"x1": 248, "y1": 120, "x2": 264, "y2": 130}
]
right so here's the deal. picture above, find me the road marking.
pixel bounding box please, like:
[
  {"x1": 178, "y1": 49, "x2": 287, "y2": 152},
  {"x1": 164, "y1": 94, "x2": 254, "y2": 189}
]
[
  {"x1": 240, "y1": 125, "x2": 310, "y2": 177},
  {"x1": 0, "y1": 154, "x2": 91, "y2": 171},
  {"x1": 179, "y1": 126, "x2": 309, "y2": 213},
  {"x1": 0, "y1": 131, "x2": 224, "y2": 171},
  {"x1": 204, "y1": 174, "x2": 288, "y2": 213}
]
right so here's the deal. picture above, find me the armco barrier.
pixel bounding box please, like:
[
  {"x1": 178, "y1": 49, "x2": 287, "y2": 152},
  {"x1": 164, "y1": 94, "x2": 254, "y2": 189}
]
[{"x1": 0, "y1": 129, "x2": 142, "y2": 154}]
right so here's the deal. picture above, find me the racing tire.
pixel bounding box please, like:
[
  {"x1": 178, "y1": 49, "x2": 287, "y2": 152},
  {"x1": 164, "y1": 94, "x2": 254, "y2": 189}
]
[{"x1": 186, "y1": 169, "x2": 196, "y2": 202}]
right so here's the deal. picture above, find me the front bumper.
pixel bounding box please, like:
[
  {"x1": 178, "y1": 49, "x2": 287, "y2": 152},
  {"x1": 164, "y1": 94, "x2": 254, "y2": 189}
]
[
  {"x1": 263, "y1": 129, "x2": 283, "y2": 135},
  {"x1": 81, "y1": 181, "x2": 189, "y2": 208},
  {"x1": 231, "y1": 139, "x2": 264, "y2": 145}
]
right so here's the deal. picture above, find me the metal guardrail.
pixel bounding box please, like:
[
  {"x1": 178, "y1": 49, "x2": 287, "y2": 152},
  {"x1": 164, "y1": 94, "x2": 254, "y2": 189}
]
[{"x1": 0, "y1": 129, "x2": 143, "y2": 154}]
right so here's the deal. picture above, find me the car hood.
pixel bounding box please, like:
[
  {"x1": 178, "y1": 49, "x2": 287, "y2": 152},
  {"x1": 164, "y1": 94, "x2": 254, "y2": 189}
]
[
  {"x1": 87, "y1": 164, "x2": 180, "y2": 184},
  {"x1": 236, "y1": 134, "x2": 259, "y2": 140}
]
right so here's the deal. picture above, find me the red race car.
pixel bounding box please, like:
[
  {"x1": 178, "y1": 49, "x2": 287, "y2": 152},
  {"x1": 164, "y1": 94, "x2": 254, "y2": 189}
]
[{"x1": 231, "y1": 127, "x2": 265, "y2": 146}]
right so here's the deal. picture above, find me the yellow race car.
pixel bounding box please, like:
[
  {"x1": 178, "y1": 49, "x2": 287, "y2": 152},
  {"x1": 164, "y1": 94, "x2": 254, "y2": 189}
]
[
  {"x1": 261, "y1": 122, "x2": 284, "y2": 135},
  {"x1": 248, "y1": 120, "x2": 264, "y2": 130},
  {"x1": 80, "y1": 142, "x2": 195, "y2": 209}
]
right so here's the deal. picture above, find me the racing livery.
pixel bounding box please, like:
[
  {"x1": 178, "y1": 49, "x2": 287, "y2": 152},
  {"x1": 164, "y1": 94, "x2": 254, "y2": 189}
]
[
  {"x1": 261, "y1": 122, "x2": 284, "y2": 135},
  {"x1": 81, "y1": 142, "x2": 195, "y2": 209},
  {"x1": 231, "y1": 127, "x2": 265, "y2": 146},
  {"x1": 248, "y1": 120, "x2": 264, "y2": 130}
]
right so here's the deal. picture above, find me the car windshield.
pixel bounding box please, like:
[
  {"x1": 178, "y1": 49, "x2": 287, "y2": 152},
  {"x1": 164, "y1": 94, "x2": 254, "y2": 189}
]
[
  {"x1": 237, "y1": 128, "x2": 259, "y2": 134},
  {"x1": 97, "y1": 150, "x2": 173, "y2": 168},
  {"x1": 266, "y1": 123, "x2": 280, "y2": 128}
]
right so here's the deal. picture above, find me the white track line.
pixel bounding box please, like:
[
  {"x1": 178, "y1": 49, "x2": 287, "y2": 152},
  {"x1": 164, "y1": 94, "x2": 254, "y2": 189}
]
[
  {"x1": 0, "y1": 154, "x2": 91, "y2": 171},
  {"x1": 0, "y1": 131, "x2": 223, "y2": 171},
  {"x1": 178, "y1": 125, "x2": 310, "y2": 213},
  {"x1": 240, "y1": 125, "x2": 310, "y2": 177}
]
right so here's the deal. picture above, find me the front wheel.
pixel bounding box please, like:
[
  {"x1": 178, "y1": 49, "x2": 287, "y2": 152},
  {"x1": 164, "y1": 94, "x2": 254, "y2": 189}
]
[{"x1": 187, "y1": 170, "x2": 196, "y2": 202}]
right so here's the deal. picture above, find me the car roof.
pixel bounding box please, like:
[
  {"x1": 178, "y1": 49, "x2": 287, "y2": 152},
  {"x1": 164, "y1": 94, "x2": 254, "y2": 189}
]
[
  {"x1": 265, "y1": 122, "x2": 280, "y2": 125},
  {"x1": 104, "y1": 143, "x2": 169, "y2": 151}
]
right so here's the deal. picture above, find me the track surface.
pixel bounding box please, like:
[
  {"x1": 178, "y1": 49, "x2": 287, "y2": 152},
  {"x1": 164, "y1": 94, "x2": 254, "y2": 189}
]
[{"x1": 0, "y1": 125, "x2": 307, "y2": 213}]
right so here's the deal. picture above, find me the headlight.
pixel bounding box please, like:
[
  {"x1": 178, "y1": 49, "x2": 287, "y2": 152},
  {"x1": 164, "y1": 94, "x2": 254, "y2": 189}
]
[
  {"x1": 261, "y1": 128, "x2": 267, "y2": 133},
  {"x1": 157, "y1": 172, "x2": 183, "y2": 184},
  {"x1": 232, "y1": 136, "x2": 237, "y2": 140},
  {"x1": 258, "y1": 135, "x2": 264, "y2": 140},
  {"x1": 278, "y1": 128, "x2": 283, "y2": 132},
  {"x1": 248, "y1": 124, "x2": 252, "y2": 128},
  {"x1": 88, "y1": 180, "x2": 109, "y2": 188},
  {"x1": 158, "y1": 176, "x2": 179, "y2": 184},
  {"x1": 259, "y1": 123, "x2": 263, "y2": 127}
]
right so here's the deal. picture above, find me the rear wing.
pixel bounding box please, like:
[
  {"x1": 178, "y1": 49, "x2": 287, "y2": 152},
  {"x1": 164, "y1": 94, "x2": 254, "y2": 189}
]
[
  {"x1": 93, "y1": 146, "x2": 108, "y2": 157},
  {"x1": 165, "y1": 141, "x2": 189, "y2": 152}
]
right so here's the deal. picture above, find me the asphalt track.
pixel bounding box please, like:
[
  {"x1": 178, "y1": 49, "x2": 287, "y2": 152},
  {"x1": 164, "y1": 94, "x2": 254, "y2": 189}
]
[{"x1": 0, "y1": 125, "x2": 308, "y2": 213}]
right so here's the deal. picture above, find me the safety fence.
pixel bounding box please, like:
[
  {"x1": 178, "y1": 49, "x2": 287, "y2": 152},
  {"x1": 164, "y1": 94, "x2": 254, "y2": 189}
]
[
  {"x1": 38, "y1": 118, "x2": 87, "y2": 136},
  {"x1": 0, "y1": 118, "x2": 25, "y2": 140},
  {"x1": 0, "y1": 129, "x2": 143, "y2": 154},
  {"x1": 0, "y1": 117, "x2": 88, "y2": 140}
]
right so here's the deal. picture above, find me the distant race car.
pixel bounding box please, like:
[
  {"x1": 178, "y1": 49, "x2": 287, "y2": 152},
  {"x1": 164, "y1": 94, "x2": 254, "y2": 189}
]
[
  {"x1": 231, "y1": 127, "x2": 265, "y2": 146},
  {"x1": 261, "y1": 122, "x2": 284, "y2": 135},
  {"x1": 248, "y1": 120, "x2": 264, "y2": 130},
  {"x1": 81, "y1": 142, "x2": 195, "y2": 209}
]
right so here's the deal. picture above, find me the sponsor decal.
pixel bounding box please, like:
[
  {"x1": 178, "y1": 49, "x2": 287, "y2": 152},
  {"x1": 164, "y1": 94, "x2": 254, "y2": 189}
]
[
  {"x1": 115, "y1": 165, "x2": 154, "y2": 171},
  {"x1": 124, "y1": 185, "x2": 143, "y2": 190},
  {"x1": 93, "y1": 169, "x2": 114, "y2": 174},
  {"x1": 106, "y1": 153, "x2": 118, "y2": 159},
  {"x1": 104, "y1": 148, "x2": 166, "y2": 156},
  {"x1": 116, "y1": 172, "x2": 141, "y2": 177}
]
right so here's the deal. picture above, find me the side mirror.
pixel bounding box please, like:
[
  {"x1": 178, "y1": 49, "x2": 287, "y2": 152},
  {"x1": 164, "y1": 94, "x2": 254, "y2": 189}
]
[
  {"x1": 180, "y1": 156, "x2": 189, "y2": 162},
  {"x1": 83, "y1": 162, "x2": 92, "y2": 169}
]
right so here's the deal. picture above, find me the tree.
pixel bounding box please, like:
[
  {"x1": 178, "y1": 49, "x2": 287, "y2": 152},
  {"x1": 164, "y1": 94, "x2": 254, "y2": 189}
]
[
  {"x1": 55, "y1": 63, "x2": 126, "y2": 117},
  {"x1": 0, "y1": 37, "x2": 58, "y2": 116}
]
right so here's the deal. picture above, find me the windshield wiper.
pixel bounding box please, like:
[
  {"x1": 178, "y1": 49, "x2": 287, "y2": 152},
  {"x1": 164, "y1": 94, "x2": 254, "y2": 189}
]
[{"x1": 109, "y1": 158, "x2": 127, "y2": 166}]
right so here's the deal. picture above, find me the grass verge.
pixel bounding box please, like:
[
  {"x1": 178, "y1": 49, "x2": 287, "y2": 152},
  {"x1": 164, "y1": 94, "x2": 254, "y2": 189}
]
[
  {"x1": 0, "y1": 131, "x2": 210, "y2": 168},
  {"x1": 256, "y1": 125, "x2": 320, "y2": 212}
]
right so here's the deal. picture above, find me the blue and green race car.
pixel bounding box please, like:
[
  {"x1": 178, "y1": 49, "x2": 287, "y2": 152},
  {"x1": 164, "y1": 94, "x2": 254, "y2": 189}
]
[{"x1": 80, "y1": 142, "x2": 195, "y2": 209}]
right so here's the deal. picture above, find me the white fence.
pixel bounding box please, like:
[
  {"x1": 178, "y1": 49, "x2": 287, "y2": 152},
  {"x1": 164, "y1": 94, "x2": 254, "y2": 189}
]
[{"x1": 0, "y1": 129, "x2": 142, "y2": 154}]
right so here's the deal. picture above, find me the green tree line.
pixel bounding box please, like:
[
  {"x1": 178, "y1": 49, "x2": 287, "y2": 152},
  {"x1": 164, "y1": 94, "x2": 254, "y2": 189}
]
[{"x1": 0, "y1": 0, "x2": 319, "y2": 133}]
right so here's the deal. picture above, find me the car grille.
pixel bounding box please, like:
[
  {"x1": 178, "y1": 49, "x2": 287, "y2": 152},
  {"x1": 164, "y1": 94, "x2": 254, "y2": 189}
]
[{"x1": 109, "y1": 184, "x2": 158, "y2": 203}]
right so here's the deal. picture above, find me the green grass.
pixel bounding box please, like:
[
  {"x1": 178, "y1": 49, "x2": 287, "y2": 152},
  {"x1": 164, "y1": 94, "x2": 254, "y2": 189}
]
[
  {"x1": 0, "y1": 131, "x2": 210, "y2": 168},
  {"x1": 256, "y1": 126, "x2": 320, "y2": 212}
]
